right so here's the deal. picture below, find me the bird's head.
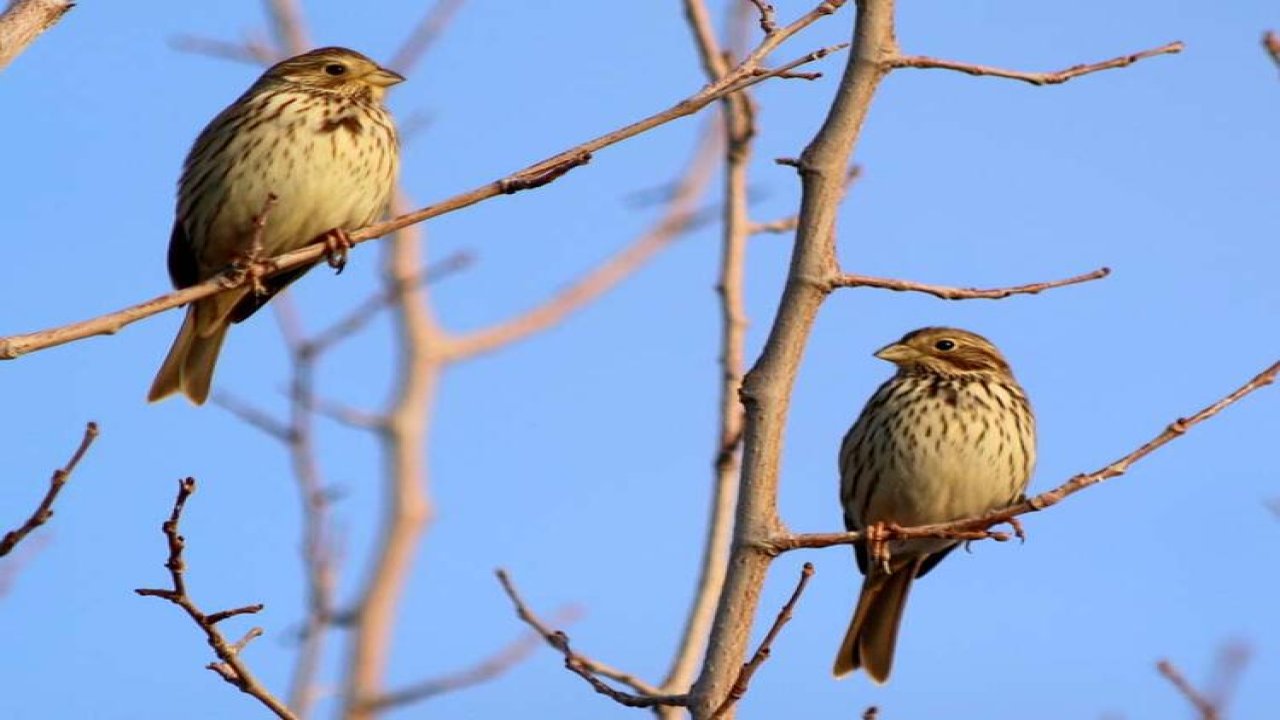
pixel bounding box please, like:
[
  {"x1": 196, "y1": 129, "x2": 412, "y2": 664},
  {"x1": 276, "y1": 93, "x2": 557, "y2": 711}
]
[
  {"x1": 874, "y1": 327, "x2": 1012, "y2": 378},
  {"x1": 263, "y1": 47, "x2": 405, "y2": 100}
]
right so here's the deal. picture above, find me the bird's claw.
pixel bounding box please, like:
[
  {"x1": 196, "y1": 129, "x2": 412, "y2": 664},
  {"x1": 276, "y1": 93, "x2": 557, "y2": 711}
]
[
  {"x1": 867, "y1": 522, "x2": 893, "y2": 573},
  {"x1": 321, "y1": 228, "x2": 354, "y2": 273},
  {"x1": 1005, "y1": 516, "x2": 1027, "y2": 544}
]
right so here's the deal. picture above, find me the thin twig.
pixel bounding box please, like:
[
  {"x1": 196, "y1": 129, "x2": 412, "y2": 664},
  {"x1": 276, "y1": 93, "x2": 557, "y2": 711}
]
[
  {"x1": 304, "y1": 251, "x2": 473, "y2": 356},
  {"x1": 1157, "y1": 659, "x2": 1219, "y2": 720},
  {"x1": 170, "y1": 35, "x2": 277, "y2": 65},
  {"x1": 0, "y1": 3, "x2": 848, "y2": 362},
  {"x1": 766, "y1": 360, "x2": 1280, "y2": 553},
  {"x1": 709, "y1": 563, "x2": 815, "y2": 720},
  {"x1": 364, "y1": 606, "x2": 581, "y2": 710},
  {"x1": 134, "y1": 478, "x2": 297, "y2": 720},
  {"x1": 495, "y1": 569, "x2": 686, "y2": 708},
  {"x1": 1, "y1": 422, "x2": 99, "y2": 557},
  {"x1": 891, "y1": 41, "x2": 1183, "y2": 86},
  {"x1": 1263, "y1": 31, "x2": 1280, "y2": 72},
  {"x1": 828, "y1": 266, "x2": 1110, "y2": 299},
  {"x1": 263, "y1": 0, "x2": 309, "y2": 55}
]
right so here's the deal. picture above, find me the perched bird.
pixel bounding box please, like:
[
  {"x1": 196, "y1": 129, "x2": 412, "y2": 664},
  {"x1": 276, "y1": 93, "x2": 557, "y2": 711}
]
[
  {"x1": 834, "y1": 327, "x2": 1035, "y2": 683},
  {"x1": 148, "y1": 47, "x2": 403, "y2": 404}
]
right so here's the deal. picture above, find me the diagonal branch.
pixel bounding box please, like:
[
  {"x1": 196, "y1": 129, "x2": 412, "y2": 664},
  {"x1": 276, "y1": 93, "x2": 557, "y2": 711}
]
[
  {"x1": 708, "y1": 563, "x2": 815, "y2": 720},
  {"x1": 1, "y1": 421, "x2": 99, "y2": 558},
  {"x1": 828, "y1": 266, "x2": 1110, "y2": 299},
  {"x1": 0, "y1": 0, "x2": 74, "y2": 72},
  {"x1": 765, "y1": 359, "x2": 1280, "y2": 553},
  {"x1": 0, "y1": 2, "x2": 848, "y2": 362},
  {"x1": 134, "y1": 478, "x2": 296, "y2": 720},
  {"x1": 388, "y1": 0, "x2": 468, "y2": 74},
  {"x1": 495, "y1": 569, "x2": 686, "y2": 708},
  {"x1": 1157, "y1": 659, "x2": 1219, "y2": 720},
  {"x1": 442, "y1": 121, "x2": 721, "y2": 361},
  {"x1": 891, "y1": 41, "x2": 1183, "y2": 86},
  {"x1": 364, "y1": 605, "x2": 580, "y2": 711}
]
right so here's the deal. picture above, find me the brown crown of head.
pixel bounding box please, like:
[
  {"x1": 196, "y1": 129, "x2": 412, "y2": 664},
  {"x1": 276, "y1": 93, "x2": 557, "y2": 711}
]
[
  {"x1": 260, "y1": 47, "x2": 404, "y2": 98},
  {"x1": 874, "y1": 326, "x2": 1013, "y2": 377}
]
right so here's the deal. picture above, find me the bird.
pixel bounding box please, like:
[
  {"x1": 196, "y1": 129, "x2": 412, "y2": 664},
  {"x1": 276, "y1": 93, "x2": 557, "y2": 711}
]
[
  {"x1": 833, "y1": 327, "x2": 1036, "y2": 683},
  {"x1": 148, "y1": 47, "x2": 403, "y2": 404}
]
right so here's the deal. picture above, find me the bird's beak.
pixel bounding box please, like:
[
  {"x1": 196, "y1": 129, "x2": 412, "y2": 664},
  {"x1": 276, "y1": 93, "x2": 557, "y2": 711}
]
[
  {"x1": 874, "y1": 342, "x2": 919, "y2": 365},
  {"x1": 366, "y1": 67, "x2": 406, "y2": 87}
]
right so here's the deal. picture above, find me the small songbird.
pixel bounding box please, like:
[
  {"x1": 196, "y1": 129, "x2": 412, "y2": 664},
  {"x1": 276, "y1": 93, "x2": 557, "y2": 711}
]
[
  {"x1": 148, "y1": 47, "x2": 403, "y2": 404},
  {"x1": 834, "y1": 327, "x2": 1035, "y2": 683}
]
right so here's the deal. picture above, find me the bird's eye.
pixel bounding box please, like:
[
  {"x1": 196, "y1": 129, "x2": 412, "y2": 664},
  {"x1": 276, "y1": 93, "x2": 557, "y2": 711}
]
[
  {"x1": 324, "y1": 63, "x2": 347, "y2": 76},
  {"x1": 934, "y1": 339, "x2": 956, "y2": 351}
]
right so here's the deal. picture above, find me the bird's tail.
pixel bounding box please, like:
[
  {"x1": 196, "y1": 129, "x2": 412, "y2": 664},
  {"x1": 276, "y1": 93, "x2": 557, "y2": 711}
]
[
  {"x1": 832, "y1": 556, "x2": 923, "y2": 683},
  {"x1": 147, "y1": 302, "x2": 230, "y2": 405}
]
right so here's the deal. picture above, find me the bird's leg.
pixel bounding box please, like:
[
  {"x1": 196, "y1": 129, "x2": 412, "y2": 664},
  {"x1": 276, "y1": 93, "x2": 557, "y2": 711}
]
[
  {"x1": 866, "y1": 522, "x2": 893, "y2": 573},
  {"x1": 319, "y1": 228, "x2": 354, "y2": 273},
  {"x1": 228, "y1": 192, "x2": 279, "y2": 295}
]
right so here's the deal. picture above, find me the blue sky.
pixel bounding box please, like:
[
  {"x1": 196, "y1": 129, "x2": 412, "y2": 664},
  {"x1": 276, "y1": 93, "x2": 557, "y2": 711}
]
[{"x1": 1, "y1": 1, "x2": 1277, "y2": 718}]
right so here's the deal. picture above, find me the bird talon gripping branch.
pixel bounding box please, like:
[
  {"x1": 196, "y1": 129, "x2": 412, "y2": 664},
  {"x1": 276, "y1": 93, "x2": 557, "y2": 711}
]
[{"x1": 320, "y1": 228, "x2": 355, "y2": 273}]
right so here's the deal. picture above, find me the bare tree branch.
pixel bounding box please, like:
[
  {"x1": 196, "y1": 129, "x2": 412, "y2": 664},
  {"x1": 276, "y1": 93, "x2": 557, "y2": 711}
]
[
  {"x1": 709, "y1": 563, "x2": 815, "y2": 720},
  {"x1": 891, "y1": 41, "x2": 1183, "y2": 86},
  {"x1": 0, "y1": 4, "x2": 848, "y2": 362},
  {"x1": 766, "y1": 359, "x2": 1279, "y2": 553},
  {"x1": 262, "y1": 0, "x2": 308, "y2": 55},
  {"x1": 1, "y1": 421, "x2": 98, "y2": 558},
  {"x1": 1157, "y1": 659, "x2": 1219, "y2": 720},
  {"x1": 388, "y1": 0, "x2": 467, "y2": 74},
  {"x1": 828, "y1": 266, "x2": 1110, "y2": 299},
  {"x1": 686, "y1": 3, "x2": 1189, "y2": 717},
  {"x1": 0, "y1": 0, "x2": 73, "y2": 72},
  {"x1": 495, "y1": 569, "x2": 686, "y2": 708},
  {"x1": 442, "y1": 122, "x2": 722, "y2": 360},
  {"x1": 170, "y1": 35, "x2": 277, "y2": 65},
  {"x1": 364, "y1": 606, "x2": 580, "y2": 710},
  {"x1": 135, "y1": 478, "x2": 296, "y2": 720},
  {"x1": 662, "y1": 2, "x2": 755, "y2": 709}
]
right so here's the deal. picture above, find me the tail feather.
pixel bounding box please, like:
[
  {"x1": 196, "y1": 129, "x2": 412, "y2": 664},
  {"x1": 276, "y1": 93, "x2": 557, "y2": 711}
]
[
  {"x1": 832, "y1": 556, "x2": 923, "y2": 683},
  {"x1": 147, "y1": 303, "x2": 230, "y2": 405}
]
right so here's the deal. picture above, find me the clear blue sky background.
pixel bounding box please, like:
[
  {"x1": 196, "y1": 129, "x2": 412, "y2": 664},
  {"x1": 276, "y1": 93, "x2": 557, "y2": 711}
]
[{"x1": 1, "y1": 1, "x2": 1276, "y2": 718}]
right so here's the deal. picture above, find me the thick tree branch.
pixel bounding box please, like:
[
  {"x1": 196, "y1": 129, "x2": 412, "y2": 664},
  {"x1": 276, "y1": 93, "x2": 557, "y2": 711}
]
[
  {"x1": 765, "y1": 359, "x2": 1279, "y2": 553},
  {"x1": 1, "y1": 421, "x2": 98, "y2": 558},
  {"x1": 891, "y1": 41, "x2": 1183, "y2": 86},
  {"x1": 0, "y1": 0, "x2": 73, "y2": 72},
  {"x1": 135, "y1": 478, "x2": 296, "y2": 720}
]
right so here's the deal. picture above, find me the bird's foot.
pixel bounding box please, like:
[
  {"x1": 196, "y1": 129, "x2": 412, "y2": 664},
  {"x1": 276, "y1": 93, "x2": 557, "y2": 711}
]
[
  {"x1": 866, "y1": 522, "x2": 894, "y2": 573},
  {"x1": 320, "y1": 228, "x2": 354, "y2": 273},
  {"x1": 1004, "y1": 516, "x2": 1027, "y2": 544},
  {"x1": 228, "y1": 248, "x2": 274, "y2": 296}
]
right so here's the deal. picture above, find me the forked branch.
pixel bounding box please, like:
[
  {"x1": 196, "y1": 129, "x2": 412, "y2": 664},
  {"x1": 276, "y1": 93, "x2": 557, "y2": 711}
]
[{"x1": 134, "y1": 478, "x2": 296, "y2": 720}]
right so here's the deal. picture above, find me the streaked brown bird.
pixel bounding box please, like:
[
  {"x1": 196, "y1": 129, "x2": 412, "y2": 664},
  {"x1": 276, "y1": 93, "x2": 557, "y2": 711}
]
[
  {"x1": 834, "y1": 327, "x2": 1035, "y2": 683},
  {"x1": 148, "y1": 47, "x2": 403, "y2": 404}
]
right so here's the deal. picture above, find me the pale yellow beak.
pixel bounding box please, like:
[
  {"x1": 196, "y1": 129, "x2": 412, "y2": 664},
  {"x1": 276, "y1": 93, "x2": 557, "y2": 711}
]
[
  {"x1": 366, "y1": 67, "x2": 406, "y2": 87},
  {"x1": 874, "y1": 342, "x2": 919, "y2": 364}
]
